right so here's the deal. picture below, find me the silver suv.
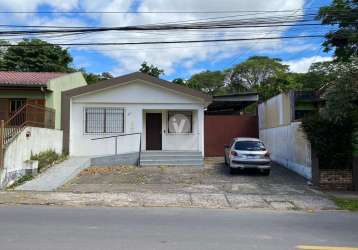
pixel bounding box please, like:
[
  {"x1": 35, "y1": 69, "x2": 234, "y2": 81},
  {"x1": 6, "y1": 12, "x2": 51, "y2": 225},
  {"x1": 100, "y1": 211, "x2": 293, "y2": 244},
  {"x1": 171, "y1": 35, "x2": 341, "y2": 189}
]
[{"x1": 224, "y1": 137, "x2": 271, "y2": 175}]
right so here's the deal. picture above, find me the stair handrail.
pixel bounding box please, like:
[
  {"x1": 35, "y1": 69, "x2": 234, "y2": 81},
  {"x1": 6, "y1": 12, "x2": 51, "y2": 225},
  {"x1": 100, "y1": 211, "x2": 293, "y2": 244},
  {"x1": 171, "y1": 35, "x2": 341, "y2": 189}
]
[
  {"x1": 3, "y1": 104, "x2": 55, "y2": 145},
  {"x1": 91, "y1": 132, "x2": 142, "y2": 166}
]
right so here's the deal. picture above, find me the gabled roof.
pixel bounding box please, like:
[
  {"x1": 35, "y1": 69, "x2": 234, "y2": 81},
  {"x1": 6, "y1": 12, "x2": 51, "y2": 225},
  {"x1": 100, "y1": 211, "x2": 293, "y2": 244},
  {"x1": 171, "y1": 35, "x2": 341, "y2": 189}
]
[
  {"x1": 0, "y1": 71, "x2": 67, "y2": 87},
  {"x1": 63, "y1": 71, "x2": 212, "y2": 103}
]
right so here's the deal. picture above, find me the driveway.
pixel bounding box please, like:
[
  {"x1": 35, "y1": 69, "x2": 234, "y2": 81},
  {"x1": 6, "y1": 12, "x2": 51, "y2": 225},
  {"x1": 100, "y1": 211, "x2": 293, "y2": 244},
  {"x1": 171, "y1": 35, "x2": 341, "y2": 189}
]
[{"x1": 57, "y1": 158, "x2": 337, "y2": 210}]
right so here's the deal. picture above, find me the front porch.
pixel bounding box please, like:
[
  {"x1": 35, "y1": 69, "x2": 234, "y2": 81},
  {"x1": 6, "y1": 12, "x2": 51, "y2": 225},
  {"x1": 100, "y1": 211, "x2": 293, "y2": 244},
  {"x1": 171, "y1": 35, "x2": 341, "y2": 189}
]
[{"x1": 142, "y1": 109, "x2": 203, "y2": 153}]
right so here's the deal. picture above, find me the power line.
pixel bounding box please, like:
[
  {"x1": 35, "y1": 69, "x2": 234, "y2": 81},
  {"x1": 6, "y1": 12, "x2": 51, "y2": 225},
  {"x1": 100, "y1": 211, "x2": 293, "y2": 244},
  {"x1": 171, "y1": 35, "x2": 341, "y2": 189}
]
[
  {"x1": 0, "y1": 35, "x2": 325, "y2": 47},
  {"x1": 0, "y1": 8, "x2": 320, "y2": 14}
]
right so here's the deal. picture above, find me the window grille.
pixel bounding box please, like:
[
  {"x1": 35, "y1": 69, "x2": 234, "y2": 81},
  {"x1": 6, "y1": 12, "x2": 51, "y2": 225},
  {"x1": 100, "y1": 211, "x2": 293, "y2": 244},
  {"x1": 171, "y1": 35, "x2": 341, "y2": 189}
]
[{"x1": 85, "y1": 107, "x2": 124, "y2": 134}]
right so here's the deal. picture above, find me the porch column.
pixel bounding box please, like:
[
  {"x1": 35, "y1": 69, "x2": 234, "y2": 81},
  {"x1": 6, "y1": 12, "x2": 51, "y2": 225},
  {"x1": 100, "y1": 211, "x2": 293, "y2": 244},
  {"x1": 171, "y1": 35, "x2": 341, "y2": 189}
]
[{"x1": 198, "y1": 108, "x2": 205, "y2": 157}]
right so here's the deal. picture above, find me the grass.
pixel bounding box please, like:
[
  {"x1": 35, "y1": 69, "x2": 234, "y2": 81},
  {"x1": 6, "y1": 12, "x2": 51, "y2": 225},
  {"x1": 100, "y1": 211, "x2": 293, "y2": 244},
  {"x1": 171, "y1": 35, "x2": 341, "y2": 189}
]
[
  {"x1": 30, "y1": 150, "x2": 67, "y2": 172},
  {"x1": 333, "y1": 197, "x2": 358, "y2": 211}
]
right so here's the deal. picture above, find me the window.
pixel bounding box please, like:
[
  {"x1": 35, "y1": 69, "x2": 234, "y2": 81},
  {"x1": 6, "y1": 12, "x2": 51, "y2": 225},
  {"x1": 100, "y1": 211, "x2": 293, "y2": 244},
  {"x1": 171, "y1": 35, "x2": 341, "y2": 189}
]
[
  {"x1": 234, "y1": 141, "x2": 266, "y2": 151},
  {"x1": 85, "y1": 107, "x2": 124, "y2": 134},
  {"x1": 168, "y1": 111, "x2": 192, "y2": 134}
]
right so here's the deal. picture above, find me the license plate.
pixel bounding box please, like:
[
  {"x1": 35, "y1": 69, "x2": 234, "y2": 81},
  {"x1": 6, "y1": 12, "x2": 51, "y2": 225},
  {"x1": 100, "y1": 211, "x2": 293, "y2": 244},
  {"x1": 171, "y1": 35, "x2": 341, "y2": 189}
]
[{"x1": 247, "y1": 155, "x2": 260, "y2": 159}]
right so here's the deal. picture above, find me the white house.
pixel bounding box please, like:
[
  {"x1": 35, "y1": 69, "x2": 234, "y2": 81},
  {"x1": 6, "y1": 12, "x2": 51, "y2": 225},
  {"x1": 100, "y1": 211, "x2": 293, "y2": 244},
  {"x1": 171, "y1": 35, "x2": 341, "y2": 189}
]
[{"x1": 61, "y1": 72, "x2": 212, "y2": 162}]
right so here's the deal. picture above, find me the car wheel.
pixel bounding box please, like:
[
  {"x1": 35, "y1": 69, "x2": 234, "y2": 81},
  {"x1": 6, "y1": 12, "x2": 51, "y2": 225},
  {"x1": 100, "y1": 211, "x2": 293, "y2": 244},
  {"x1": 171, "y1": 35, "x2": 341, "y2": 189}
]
[
  {"x1": 229, "y1": 167, "x2": 235, "y2": 175},
  {"x1": 262, "y1": 169, "x2": 270, "y2": 176}
]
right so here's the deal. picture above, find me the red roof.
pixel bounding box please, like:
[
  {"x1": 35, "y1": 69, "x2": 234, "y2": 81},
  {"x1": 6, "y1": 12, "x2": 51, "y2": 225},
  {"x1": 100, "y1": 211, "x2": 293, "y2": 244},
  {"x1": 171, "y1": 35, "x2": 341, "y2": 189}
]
[{"x1": 0, "y1": 71, "x2": 67, "y2": 87}]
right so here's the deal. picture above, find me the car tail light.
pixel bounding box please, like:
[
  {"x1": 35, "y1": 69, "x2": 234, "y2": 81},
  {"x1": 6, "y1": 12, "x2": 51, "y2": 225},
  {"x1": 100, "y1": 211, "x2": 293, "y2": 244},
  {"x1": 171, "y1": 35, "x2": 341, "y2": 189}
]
[{"x1": 231, "y1": 151, "x2": 238, "y2": 156}]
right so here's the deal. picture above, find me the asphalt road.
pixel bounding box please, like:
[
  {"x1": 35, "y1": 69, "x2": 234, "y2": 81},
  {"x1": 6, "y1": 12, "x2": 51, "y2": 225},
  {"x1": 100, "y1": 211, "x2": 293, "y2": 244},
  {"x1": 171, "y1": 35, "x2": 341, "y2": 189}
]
[{"x1": 0, "y1": 206, "x2": 357, "y2": 250}]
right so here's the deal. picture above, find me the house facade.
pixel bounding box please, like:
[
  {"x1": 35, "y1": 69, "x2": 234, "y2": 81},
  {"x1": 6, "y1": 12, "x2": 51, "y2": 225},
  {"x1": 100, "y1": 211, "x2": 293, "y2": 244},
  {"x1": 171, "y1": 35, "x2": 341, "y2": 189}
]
[
  {"x1": 61, "y1": 72, "x2": 212, "y2": 157},
  {"x1": 0, "y1": 71, "x2": 87, "y2": 129}
]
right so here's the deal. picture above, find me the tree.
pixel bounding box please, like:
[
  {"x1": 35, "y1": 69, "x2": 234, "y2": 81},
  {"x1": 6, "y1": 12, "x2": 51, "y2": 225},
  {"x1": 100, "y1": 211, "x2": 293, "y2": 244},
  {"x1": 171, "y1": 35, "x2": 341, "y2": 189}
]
[
  {"x1": 229, "y1": 56, "x2": 289, "y2": 92},
  {"x1": 0, "y1": 40, "x2": 10, "y2": 70},
  {"x1": 317, "y1": 0, "x2": 358, "y2": 61},
  {"x1": 139, "y1": 61, "x2": 164, "y2": 78},
  {"x1": 1, "y1": 39, "x2": 73, "y2": 72},
  {"x1": 79, "y1": 68, "x2": 114, "y2": 84},
  {"x1": 172, "y1": 78, "x2": 186, "y2": 85},
  {"x1": 186, "y1": 70, "x2": 226, "y2": 95}
]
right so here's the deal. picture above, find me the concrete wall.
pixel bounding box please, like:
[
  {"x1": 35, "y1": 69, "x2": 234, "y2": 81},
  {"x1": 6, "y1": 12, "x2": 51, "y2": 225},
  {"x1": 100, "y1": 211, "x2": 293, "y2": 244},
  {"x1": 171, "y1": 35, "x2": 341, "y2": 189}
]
[
  {"x1": 258, "y1": 92, "x2": 293, "y2": 130},
  {"x1": 259, "y1": 122, "x2": 312, "y2": 179},
  {"x1": 46, "y1": 72, "x2": 87, "y2": 129},
  {"x1": 258, "y1": 92, "x2": 312, "y2": 179},
  {"x1": 0, "y1": 127, "x2": 63, "y2": 188},
  {"x1": 69, "y1": 80, "x2": 206, "y2": 157}
]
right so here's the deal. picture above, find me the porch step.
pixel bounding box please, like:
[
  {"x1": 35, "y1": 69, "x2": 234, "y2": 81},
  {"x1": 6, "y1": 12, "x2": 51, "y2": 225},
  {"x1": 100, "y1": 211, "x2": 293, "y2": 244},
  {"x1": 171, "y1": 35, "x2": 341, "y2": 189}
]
[
  {"x1": 141, "y1": 151, "x2": 202, "y2": 156},
  {"x1": 140, "y1": 151, "x2": 203, "y2": 167}
]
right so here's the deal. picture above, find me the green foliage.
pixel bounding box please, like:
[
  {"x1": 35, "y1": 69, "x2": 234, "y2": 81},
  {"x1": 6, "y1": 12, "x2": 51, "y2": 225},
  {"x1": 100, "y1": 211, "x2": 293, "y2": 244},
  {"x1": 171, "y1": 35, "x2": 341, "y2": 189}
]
[
  {"x1": 229, "y1": 56, "x2": 289, "y2": 92},
  {"x1": 0, "y1": 39, "x2": 73, "y2": 72},
  {"x1": 139, "y1": 61, "x2": 164, "y2": 78},
  {"x1": 254, "y1": 72, "x2": 303, "y2": 101},
  {"x1": 301, "y1": 114, "x2": 353, "y2": 169},
  {"x1": 8, "y1": 174, "x2": 34, "y2": 189},
  {"x1": 321, "y1": 69, "x2": 358, "y2": 123},
  {"x1": 30, "y1": 150, "x2": 67, "y2": 172},
  {"x1": 333, "y1": 197, "x2": 358, "y2": 211},
  {"x1": 172, "y1": 78, "x2": 186, "y2": 85},
  {"x1": 80, "y1": 68, "x2": 113, "y2": 84},
  {"x1": 317, "y1": 0, "x2": 358, "y2": 61},
  {"x1": 186, "y1": 70, "x2": 226, "y2": 95}
]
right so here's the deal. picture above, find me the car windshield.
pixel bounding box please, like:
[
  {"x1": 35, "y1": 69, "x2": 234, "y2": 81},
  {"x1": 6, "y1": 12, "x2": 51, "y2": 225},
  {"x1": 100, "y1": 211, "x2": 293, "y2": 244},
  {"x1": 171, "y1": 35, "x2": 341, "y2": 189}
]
[{"x1": 234, "y1": 141, "x2": 266, "y2": 151}]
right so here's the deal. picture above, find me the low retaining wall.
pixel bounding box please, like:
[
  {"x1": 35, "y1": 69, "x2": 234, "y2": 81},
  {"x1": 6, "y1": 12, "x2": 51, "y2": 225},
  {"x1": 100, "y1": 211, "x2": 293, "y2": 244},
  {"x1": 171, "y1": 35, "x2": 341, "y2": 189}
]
[
  {"x1": 0, "y1": 127, "x2": 63, "y2": 188},
  {"x1": 319, "y1": 169, "x2": 353, "y2": 191}
]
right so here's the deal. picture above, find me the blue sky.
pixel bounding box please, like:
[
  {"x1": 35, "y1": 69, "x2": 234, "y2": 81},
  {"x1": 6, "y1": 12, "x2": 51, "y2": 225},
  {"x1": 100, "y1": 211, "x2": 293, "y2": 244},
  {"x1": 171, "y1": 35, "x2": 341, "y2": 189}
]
[{"x1": 0, "y1": 0, "x2": 334, "y2": 80}]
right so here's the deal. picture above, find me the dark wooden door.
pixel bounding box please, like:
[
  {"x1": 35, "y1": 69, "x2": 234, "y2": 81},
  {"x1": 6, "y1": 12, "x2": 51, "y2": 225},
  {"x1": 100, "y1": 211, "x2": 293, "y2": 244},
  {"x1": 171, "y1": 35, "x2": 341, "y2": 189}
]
[{"x1": 146, "y1": 113, "x2": 162, "y2": 150}]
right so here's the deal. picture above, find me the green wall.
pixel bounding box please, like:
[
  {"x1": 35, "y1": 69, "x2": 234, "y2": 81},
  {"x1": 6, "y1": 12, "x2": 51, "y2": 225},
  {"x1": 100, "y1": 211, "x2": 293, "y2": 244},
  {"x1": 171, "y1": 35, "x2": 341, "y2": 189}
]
[{"x1": 46, "y1": 72, "x2": 87, "y2": 129}]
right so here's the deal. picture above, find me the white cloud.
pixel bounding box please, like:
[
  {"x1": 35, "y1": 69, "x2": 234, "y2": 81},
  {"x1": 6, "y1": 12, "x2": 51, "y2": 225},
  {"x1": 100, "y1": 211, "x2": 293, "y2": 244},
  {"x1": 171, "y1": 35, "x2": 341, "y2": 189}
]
[
  {"x1": 0, "y1": 0, "x2": 309, "y2": 76},
  {"x1": 285, "y1": 56, "x2": 332, "y2": 73}
]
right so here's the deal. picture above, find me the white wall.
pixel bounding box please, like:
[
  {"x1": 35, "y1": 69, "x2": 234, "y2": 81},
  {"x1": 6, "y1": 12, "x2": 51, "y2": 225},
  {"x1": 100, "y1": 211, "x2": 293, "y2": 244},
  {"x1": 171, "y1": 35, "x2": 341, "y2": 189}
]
[
  {"x1": 1, "y1": 127, "x2": 63, "y2": 187},
  {"x1": 260, "y1": 122, "x2": 312, "y2": 179},
  {"x1": 69, "y1": 79, "x2": 206, "y2": 156}
]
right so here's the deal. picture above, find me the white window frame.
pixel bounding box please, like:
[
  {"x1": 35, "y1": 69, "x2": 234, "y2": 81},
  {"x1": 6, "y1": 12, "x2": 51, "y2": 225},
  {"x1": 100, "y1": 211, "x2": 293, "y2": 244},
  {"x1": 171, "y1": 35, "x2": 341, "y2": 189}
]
[{"x1": 167, "y1": 110, "x2": 193, "y2": 135}]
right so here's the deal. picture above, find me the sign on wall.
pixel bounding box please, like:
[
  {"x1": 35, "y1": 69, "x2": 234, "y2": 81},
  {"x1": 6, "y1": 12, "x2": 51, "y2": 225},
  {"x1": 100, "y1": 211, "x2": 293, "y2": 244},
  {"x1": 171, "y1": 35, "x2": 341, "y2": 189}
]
[{"x1": 168, "y1": 111, "x2": 192, "y2": 134}]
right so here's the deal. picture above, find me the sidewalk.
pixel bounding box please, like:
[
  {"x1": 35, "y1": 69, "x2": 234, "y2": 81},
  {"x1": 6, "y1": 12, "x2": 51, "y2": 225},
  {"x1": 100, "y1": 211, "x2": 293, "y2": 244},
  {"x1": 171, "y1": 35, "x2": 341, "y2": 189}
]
[{"x1": 0, "y1": 191, "x2": 338, "y2": 211}]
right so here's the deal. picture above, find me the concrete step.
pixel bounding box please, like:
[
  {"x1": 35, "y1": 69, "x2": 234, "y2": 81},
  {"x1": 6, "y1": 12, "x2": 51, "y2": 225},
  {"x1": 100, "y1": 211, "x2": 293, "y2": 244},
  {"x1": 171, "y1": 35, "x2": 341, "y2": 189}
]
[
  {"x1": 140, "y1": 155, "x2": 202, "y2": 160},
  {"x1": 141, "y1": 151, "x2": 202, "y2": 157},
  {"x1": 140, "y1": 159, "x2": 203, "y2": 166}
]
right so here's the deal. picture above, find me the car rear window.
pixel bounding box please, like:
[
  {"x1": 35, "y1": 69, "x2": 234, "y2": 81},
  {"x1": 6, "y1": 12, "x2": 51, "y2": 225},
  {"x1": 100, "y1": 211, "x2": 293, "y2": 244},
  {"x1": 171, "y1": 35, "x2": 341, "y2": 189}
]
[{"x1": 234, "y1": 141, "x2": 266, "y2": 151}]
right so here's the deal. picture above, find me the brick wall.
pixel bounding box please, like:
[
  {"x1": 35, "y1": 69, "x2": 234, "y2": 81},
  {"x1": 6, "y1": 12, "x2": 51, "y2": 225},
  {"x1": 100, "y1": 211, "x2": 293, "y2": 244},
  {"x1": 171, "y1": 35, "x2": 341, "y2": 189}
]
[{"x1": 319, "y1": 169, "x2": 353, "y2": 190}]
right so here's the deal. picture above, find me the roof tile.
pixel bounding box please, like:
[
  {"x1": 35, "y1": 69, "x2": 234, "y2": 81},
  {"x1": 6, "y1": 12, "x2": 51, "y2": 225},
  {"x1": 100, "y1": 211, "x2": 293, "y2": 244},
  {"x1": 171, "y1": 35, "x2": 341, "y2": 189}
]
[{"x1": 0, "y1": 71, "x2": 67, "y2": 87}]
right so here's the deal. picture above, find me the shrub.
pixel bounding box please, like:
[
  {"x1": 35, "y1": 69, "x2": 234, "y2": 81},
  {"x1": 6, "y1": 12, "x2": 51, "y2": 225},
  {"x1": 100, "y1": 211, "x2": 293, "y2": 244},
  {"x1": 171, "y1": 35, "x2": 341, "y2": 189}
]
[
  {"x1": 30, "y1": 150, "x2": 67, "y2": 172},
  {"x1": 301, "y1": 114, "x2": 353, "y2": 169}
]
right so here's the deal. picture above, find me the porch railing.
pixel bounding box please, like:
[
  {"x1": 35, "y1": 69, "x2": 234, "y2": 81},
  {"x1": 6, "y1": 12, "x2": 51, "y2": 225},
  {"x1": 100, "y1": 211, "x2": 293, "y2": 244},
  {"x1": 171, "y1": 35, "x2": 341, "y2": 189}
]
[
  {"x1": 91, "y1": 132, "x2": 142, "y2": 166},
  {"x1": 4, "y1": 104, "x2": 55, "y2": 144},
  {"x1": 0, "y1": 104, "x2": 56, "y2": 168}
]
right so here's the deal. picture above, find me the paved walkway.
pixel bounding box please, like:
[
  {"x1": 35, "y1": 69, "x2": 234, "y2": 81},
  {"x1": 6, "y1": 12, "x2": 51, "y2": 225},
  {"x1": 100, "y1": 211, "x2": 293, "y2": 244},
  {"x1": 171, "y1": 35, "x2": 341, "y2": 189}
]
[{"x1": 16, "y1": 157, "x2": 90, "y2": 191}]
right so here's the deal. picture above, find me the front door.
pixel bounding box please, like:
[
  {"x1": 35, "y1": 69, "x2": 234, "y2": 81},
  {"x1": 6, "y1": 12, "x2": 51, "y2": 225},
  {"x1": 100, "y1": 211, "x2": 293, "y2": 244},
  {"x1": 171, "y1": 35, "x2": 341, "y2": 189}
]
[{"x1": 146, "y1": 113, "x2": 162, "y2": 150}]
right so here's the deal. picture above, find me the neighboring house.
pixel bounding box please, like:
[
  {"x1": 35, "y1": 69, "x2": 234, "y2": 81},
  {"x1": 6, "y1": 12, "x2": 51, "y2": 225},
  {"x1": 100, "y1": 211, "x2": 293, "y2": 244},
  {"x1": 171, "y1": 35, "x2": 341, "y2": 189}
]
[
  {"x1": 0, "y1": 71, "x2": 87, "y2": 129},
  {"x1": 258, "y1": 91, "x2": 320, "y2": 179},
  {"x1": 61, "y1": 72, "x2": 212, "y2": 162}
]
